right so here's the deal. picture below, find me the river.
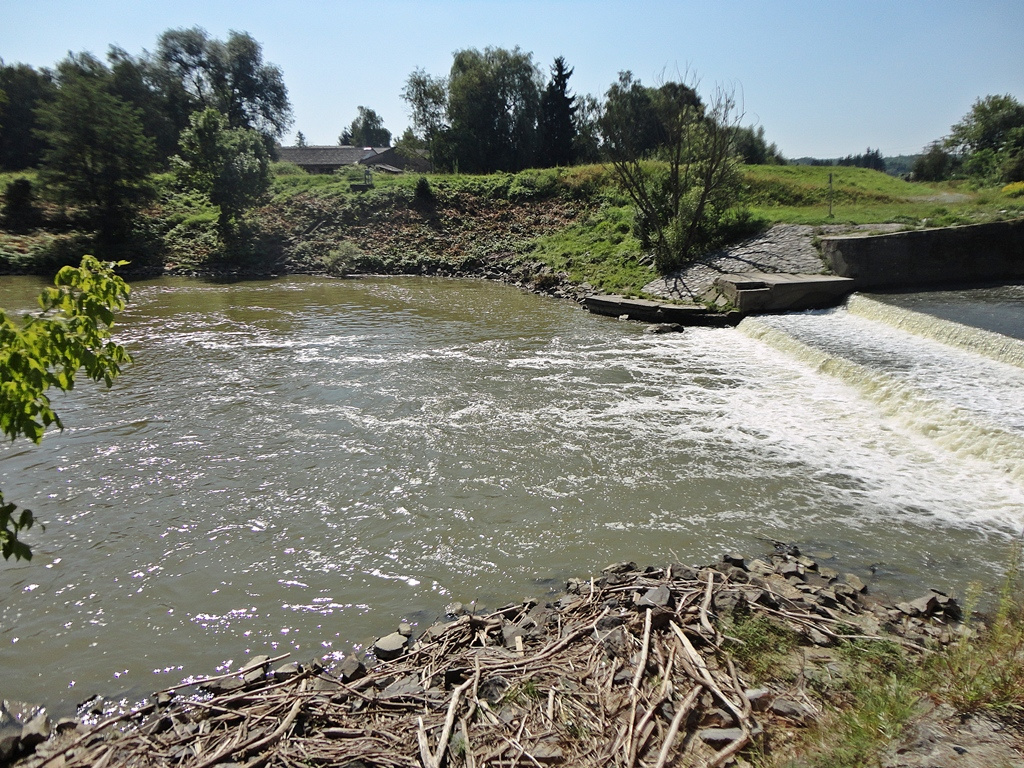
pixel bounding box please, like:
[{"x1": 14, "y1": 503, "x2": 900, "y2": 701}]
[{"x1": 1, "y1": 275, "x2": 1022, "y2": 714}]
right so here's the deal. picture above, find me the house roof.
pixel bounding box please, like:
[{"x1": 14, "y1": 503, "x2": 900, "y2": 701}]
[{"x1": 277, "y1": 145, "x2": 389, "y2": 166}]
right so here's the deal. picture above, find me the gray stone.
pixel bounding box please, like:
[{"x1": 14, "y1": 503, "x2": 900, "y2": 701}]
[
  {"x1": 602, "y1": 561, "x2": 637, "y2": 574},
  {"x1": 842, "y1": 573, "x2": 867, "y2": 593},
  {"x1": 243, "y1": 655, "x2": 271, "y2": 686},
  {"x1": 699, "y1": 727, "x2": 745, "y2": 747},
  {"x1": 644, "y1": 323, "x2": 684, "y2": 334},
  {"x1": 20, "y1": 713, "x2": 50, "y2": 750},
  {"x1": 637, "y1": 585, "x2": 672, "y2": 609},
  {"x1": 338, "y1": 654, "x2": 366, "y2": 682},
  {"x1": 398, "y1": 622, "x2": 413, "y2": 637},
  {"x1": 722, "y1": 553, "x2": 746, "y2": 568},
  {"x1": 204, "y1": 677, "x2": 245, "y2": 695},
  {"x1": 747, "y1": 559, "x2": 775, "y2": 577},
  {"x1": 770, "y1": 698, "x2": 808, "y2": 721},
  {"x1": 745, "y1": 688, "x2": 773, "y2": 712},
  {"x1": 502, "y1": 625, "x2": 526, "y2": 649},
  {"x1": 0, "y1": 734, "x2": 20, "y2": 763},
  {"x1": 373, "y1": 632, "x2": 408, "y2": 661},
  {"x1": 273, "y1": 662, "x2": 301, "y2": 681}
]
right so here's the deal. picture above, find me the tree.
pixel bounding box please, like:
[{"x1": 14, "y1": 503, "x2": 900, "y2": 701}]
[
  {"x1": 446, "y1": 47, "x2": 543, "y2": 173},
  {"x1": 295, "y1": 130, "x2": 307, "y2": 147},
  {"x1": 35, "y1": 53, "x2": 156, "y2": 245},
  {"x1": 346, "y1": 106, "x2": 391, "y2": 147},
  {"x1": 912, "y1": 141, "x2": 955, "y2": 181},
  {"x1": 1, "y1": 256, "x2": 132, "y2": 561},
  {"x1": 401, "y1": 67, "x2": 448, "y2": 146},
  {"x1": 943, "y1": 94, "x2": 1024, "y2": 183},
  {"x1": 733, "y1": 125, "x2": 784, "y2": 165},
  {"x1": 538, "y1": 57, "x2": 577, "y2": 167},
  {"x1": 0, "y1": 61, "x2": 56, "y2": 170},
  {"x1": 152, "y1": 28, "x2": 292, "y2": 145},
  {"x1": 601, "y1": 73, "x2": 744, "y2": 273},
  {"x1": 173, "y1": 107, "x2": 271, "y2": 237}
]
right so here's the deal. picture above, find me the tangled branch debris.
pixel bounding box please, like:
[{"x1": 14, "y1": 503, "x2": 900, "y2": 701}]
[{"x1": 8, "y1": 551, "x2": 963, "y2": 768}]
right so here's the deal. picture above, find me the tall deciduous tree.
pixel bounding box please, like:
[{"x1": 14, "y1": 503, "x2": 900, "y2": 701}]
[
  {"x1": 538, "y1": 57, "x2": 578, "y2": 167},
  {"x1": 943, "y1": 94, "x2": 1024, "y2": 183},
  {"x1": 35, "y1": 54, "x2": 156, "y2": 245},
  {"x1": 1, "y1": 256, "x2": 132, "y2": 561},
  {"x1": 153, "y1": 28, "x2": 292, "y2": 145},
  {"x1": 345, "y1": 106, "x2": 391, "y2": 147},
  {"x1": 0, "y1": 61, "x2": 56, "y2": 170},
  {"x1": 173, "y1": 107, "x2": 271, "y2": 237},
  {"x1": 601, "y1": 73, "x2": 744, "y2": 273},
  {"x1": 444, "y1": 47, "x2": 543, "y2": 173}
]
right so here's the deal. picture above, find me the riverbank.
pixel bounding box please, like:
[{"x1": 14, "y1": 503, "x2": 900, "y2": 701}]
[{"x1": 4, "y1": 547, "x2": 1021, "y2": 768}]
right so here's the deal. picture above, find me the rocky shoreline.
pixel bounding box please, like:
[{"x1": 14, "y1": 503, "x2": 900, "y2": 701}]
[{"x1": 5, "y1": 545, "x2": 1017, "y2": 768}]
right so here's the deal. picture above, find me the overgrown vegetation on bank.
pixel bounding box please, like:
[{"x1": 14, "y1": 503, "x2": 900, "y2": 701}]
[{"x1": 3, "y1": 162, "x2": 1024, "y2": 295}]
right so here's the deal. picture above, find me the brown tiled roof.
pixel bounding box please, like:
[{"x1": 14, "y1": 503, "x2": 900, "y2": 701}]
[{"x1": 277, "y1": 145, "x2": 388, "y2": 166}]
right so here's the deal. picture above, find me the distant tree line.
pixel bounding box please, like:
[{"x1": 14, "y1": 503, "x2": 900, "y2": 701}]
[
  {"x1": 0, "y1": 28, "x2": 292, "y2": 253},
  {"x1": 796, "y1": 148, "x2": 886, "y2": 172},
  {"x1": 911, "y1": 94, "x2": 1024, "y2": 184},
  {"x1": 397, "y1": 48, "x2": 783, "y2": 174}
]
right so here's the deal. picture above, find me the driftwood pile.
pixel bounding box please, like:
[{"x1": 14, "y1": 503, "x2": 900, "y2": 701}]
[{"x1": 8, "y1": 551, "x2": 962, "y2": 768}]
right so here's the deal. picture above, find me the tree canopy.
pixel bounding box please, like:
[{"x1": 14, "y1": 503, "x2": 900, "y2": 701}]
[
  {"x1": 538, "y1": 57, "x2": 578, "y2": 168},
  {"x1": 1, "y1": 256, "x2": 132, "y2": 561},
  {"x1": 35, "y1": 53, "x2": 157, "y2": 245},
  {"x1": 344, "y1": 106, "x2": 392, "y2": 147},
  {"x1": 173, "y1": 107, "x2": 271, "y2": 238}
]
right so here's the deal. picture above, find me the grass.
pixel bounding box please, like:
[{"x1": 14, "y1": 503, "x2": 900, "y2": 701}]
[{"x1": 773, "y1": 544, "x2": 1024, "y2": 767}]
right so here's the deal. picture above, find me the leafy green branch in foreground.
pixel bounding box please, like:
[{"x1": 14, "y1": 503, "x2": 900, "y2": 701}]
[{"x1": 0, "y1": 255, "x2": 132, "y2": 560}]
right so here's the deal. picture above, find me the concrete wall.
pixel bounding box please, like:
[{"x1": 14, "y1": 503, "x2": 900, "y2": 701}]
[{"x1": 821, "y1": 219, "x2": 1024, "y2": 289}]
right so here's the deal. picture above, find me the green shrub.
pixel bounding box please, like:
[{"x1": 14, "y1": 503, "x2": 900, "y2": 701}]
[{"x1": 1002, "y1": 181, "x2": 1024, "y2": 198}]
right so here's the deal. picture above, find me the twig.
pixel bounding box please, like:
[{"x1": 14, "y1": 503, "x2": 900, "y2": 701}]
[{"x1": 653, "y1": 685, "x2": 701, "y2": 768}]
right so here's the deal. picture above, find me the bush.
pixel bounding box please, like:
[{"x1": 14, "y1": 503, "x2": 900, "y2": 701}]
[
  {"x1": 1002, "y1": 181, "x2": 1024, "y2": 198},
  {"x1": 414, "y1": 176, "x2": 433, "y2": 201},
  {"x1": 323, "y1": 241, "x2": 385, "y2": 275}
]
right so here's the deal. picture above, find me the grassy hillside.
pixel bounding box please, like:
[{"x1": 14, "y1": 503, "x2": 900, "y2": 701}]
[{"x1": 2, "y1": 163, "x2": 1022, "y2": 295}]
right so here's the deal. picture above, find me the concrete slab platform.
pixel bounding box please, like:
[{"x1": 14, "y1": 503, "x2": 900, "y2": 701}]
[
  {"x1": 583, "y1": 295, "x2": 741, "y2": 326},
  {"x1": 712, "y1": 272, "x2": 855, "y2": 312}
]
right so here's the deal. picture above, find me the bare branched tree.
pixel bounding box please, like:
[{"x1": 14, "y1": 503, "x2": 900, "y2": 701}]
[{"x1": 600, "y1": 73, "x2": 746, "y2": 273}]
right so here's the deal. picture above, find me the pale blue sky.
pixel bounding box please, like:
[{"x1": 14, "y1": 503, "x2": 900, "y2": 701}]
[{"x1": 2, "y1": 0, "x2": 1022, "y2": 158}]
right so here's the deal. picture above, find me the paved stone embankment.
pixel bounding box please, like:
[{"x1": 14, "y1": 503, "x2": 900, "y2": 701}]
[{"x1": 642, "y1": 223, "x2": 906, "y2": 302}]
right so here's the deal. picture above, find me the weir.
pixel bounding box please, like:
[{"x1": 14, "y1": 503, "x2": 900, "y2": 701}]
[{"x1": 741, "y1": 292, "x2": 1024, "y2": 486}]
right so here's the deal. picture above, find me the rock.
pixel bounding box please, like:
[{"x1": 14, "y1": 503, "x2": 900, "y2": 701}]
[
  {"x1": 602, "y1": 561, "x2": 637, "y2": 574},
  {"x1": 770, "y1": 698, "x2": 808, "y2": 722},
  {"x1": 373, "y1": 632, "x2": 409, "y2": 661},
  {"x1": 699, "y1": 727, "x2": 746, "y2": 747},
  {"x1": 911, "y1": 593, "x2": 941, "y2": 615},
  {"x1": 204, "y1": 676, "x2": 246, "y2": 695},
  {"x1": 243, "y1": 655, "x2": 271, "y2": 686},
  {"x1": 595, "y1": 615, "x2": 625, "y2": 631},
  {"x1": 398, "y1": 622, "x2": 414, "y2": 637},
  {"x1": 274, "y1": 662, "x2": 301, "y2": 681},
  {"x1": 747, "y1": 559, "x2": 775, "y2": 577},
  {"x1": 818, "y1": 566, "x2": 839, "y2": 581},
  {"x1": 637, "y1": 585, "x2": 672, "y2": 609},
  {"x1": 644, "y1": 323, "x2": 683, "y2": 334},
  {"x1": 445, "y1": 601, "x2": 466, "y2": 618},
  {"x1": 777, "y1": 561, "x2": 803, "y2": 580},
  {"x1": 502, "y1": 625, "x2": 526, "y2": 650},
  {"x1": 842, "y1": 574, "x2": 867, "y2": 593},
  {"x1": 0, "y1": 734, "x2": 20, "y2": 763},
  {"x1": 19, "y1": 713, "x2": 50, "y2": 750},
  {"x1": 745, "y1": 688, "x2": 773, "y2": 712},
  {"x1": 337, "y1": 654, "x2": 366, "y2": 682},
  {"x1": 155, "y1": 691, "x2": 175, "y2": 707},
  {"x1": 722, "y1": 553, "x2": 746, "y2": 568},
  {"x1": 806, "y1": 627, "x2": 832, "y2": 646}
]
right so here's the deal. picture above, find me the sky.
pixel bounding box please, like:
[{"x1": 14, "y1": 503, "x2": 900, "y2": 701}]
[{"x1": 2, "y1": 0, "x2": 1023, "y2": 159}]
